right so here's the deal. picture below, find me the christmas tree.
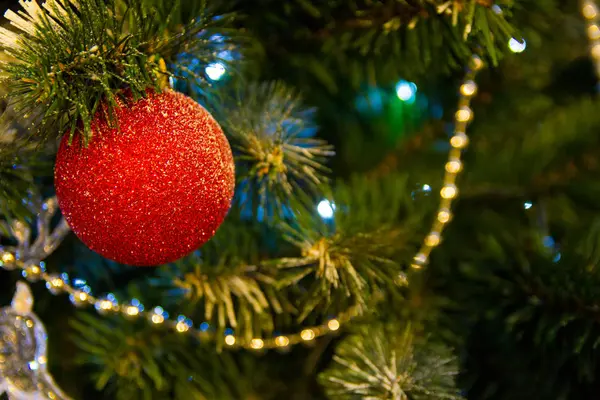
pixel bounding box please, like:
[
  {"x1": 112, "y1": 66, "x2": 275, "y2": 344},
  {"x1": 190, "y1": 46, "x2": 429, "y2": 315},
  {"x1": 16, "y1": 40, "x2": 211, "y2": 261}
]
[{"x1": 0, "y1": 0, "x2": 599, "y2": 399}]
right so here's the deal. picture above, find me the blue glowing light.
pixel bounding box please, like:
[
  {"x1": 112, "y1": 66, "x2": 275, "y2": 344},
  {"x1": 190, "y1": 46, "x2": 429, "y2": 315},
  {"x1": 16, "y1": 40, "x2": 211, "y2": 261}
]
[
  {"x1": 524, "y1": 202, "x2": 533, "y2": 210},
  {"x1": 205, "y1": 62, "x2": 226, "y2": 81},
  {"x1": 508, "y1": 38, "x2": 526, "y2": 53},
  {"x1": 542, "y1": 236, "x2": 555, "y2": 248},
  {"x1": 422, "y1": 184, "x2": 431, "y2": 192},
  {"x1": 395, "y1": 80, "x2": 417, "y2": 103},
  {"x1": 200, "y1": 322, "x2": 210, "y2": 332},
  {"x1": 317, "y1": 200, "x2": 336, "y2": 219},
  {"x1": 73, "y1": 278, "x2": 87, "y2": 288}
]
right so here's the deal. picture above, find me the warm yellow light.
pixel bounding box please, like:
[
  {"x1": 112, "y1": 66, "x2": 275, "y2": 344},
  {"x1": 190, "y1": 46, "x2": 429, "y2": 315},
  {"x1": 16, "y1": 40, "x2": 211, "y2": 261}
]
[
  {"x1": 78, "y1": 292, "x2": 89, "y2": 302},
  {"x1": 584, "y1": 3, "x2": 598, "y2": 19},
  {"x1": 455, "y1": 107, "x2": 472, "y2": 122},
  {"x1": 437, "y1": 209, "x2": 452, "y2": 224},
  {"x1": 225, "y1": 335, "x2": 236, "y2": 346},
  {"x1": 328, "y1": 319, "x2": 340, "y2": 331},
  {"x1": 450, "y1": 133, "x2": 469, "y2": 149},
  {"x1": 301, "y1": 329, "x2": 316, "y2": 341},
  {"x1": 50, "y1": 278, "x2": 64, "y2": 289},
  {"x1": 425, "y1": 232, "x2": 441, "y2": 247},
  {"x1": 1, "y1": 252, "x2": 15, "y2": 265},
  {"x1": 471, "y1": 55, "x2": 484, "y2": 71},
  {"x1": 589, "y1": 24, "x2": 600, "y2": 40},
  {"x1": 126, "y1": 306, "x2": 139, "y2": 316},
  {"x1": 445, "y1": 160, "x2": 463, "y2": 173},
  {"x1": 275, "y1": 336, "x2": 290, "y2": 347},
  {"x1": 413, "y1": 253, "x2": 427, "y2": 268},
  {"x1": 98, "y1": 300, "x2": 113, "y2": 311},
  {"x1": 460, "y1": 81, "x2": 477, "y2": 96},
  {"x1": 250, "y1": 338, "x2": 264, "y2": 349},
  {"x1": 441, "y1": 185, "x2": 458, "y2": 199},
  {"x1": 151, "y1": 314, "x2": 165, "y2": 324},
  {"x1": 176, "y1": 322, "x2": 189, "y2": 333},
  {"x1": 592, "y1": 43, "x2": 600, "y2": 59}
]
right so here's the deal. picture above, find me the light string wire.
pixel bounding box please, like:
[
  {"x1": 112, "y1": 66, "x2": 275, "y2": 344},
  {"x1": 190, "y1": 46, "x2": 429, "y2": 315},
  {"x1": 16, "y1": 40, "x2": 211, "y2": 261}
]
[
  {"x1": 0, "y1": 57, "x2": 482, "y2": 351},
  {"x1": 582, "y1": 0, "x2": 600, "y2": 81}
]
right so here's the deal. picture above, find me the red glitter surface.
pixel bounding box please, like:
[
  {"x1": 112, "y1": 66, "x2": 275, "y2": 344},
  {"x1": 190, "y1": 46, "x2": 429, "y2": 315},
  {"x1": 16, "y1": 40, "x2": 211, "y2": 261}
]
[{"x1": 55, "y1": 90, "x2": 235, "y2": 266}]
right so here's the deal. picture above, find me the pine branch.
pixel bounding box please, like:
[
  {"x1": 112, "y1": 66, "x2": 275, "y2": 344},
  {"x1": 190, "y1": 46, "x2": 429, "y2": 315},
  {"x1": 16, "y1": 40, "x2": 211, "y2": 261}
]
[
  {"x1": 71, "y1": 313, "x2": 275, "y2": 400},
  {"x1": 0, "y1": 0, "x2": 236, "y2": 144},
  {"x1": 209, "y1": 81, "x2": 334, "y2": 219},
  {"x1": 275, "y1": 174, "x2": 424, "y2": 321},
  {"x1": 149, "y1": 220, "x2": 293, "y2": 345},
  {"x1": 319, "y1": 323, "x2": 463, "y2": 400},
  {"x1": 464, "y1": 97, "x2": 600, "y2": 207},
  {"x1": 0, "y1": 99, "x2": 49, "y2": 220},
  {"x1": 241, "y1": 0, "x2": 547, "y2": 89}
]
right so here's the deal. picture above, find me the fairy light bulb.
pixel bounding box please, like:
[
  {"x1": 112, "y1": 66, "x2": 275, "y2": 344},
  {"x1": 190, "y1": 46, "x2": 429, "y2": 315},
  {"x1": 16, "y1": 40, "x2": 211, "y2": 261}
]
[
  {"x1": 425, "y1": 232, "x2": 441, "y2": 247},
  {"x1": 589, "y1": 24, "x2": 600, "y2": 39},
  {"x1": 508, "y1": 38, "x2": 527, "y2": 53},
  {"x1": 149, "y1": 307, "x2": 166, "y2": 324},
  {"x1": 455, "y1": 107, "x2": 473, "y2": 122},
  {"x1": 441, "y1": 184, "x2": 458, "y2": 199},
  {"x1": 225, "y1": 335, "x2": 236, "y2": 346},
  {"x1": 328, "y1": 319, "x2": 340, "y2": 331},
  {"x1": 125, "y1": 305, "x2": 140, "y2": 317},
  {"x1": 470, "y1": 55, "x2": 484, "y2": 71},
  {"x1": 301, "y1": 329, "x2": 316, "y2": 341},
  {"x1": 592, "y1": 43, "x2": 600, "y2": 59},
  {"x1": 460, "y1": 80, "x2": 478, "y2": 96},
  {"x1": 584, "y1": 2, "x2": 598, "y2": 19},
  {"x1": 46, "y1": 275, "x2": 65, "y2": 294},
  {"x1": 413, "y1": 253, "x2": 427, "y2": 269},
  {"x1": 450, "y1": 132, "x2": 469, "y2": 149},
  {"x1": 445, "y1": 159, "x2": 463, "y2": 173},
  {"x1": 275, "y1": 336, "x2": 290, "y2": 347},
  {"x1": 437, "y1": 209, "x2": 452, "y2": 224},
  {"x1": 151, "y1": 313, "x2": 165, "y2": 324},
  {"x1": 205, "y1": 62, "x2": 226, "y2": 81},
  {"x1": 95, "y1": 299, "x2": 114, "y2": 314},
  {"x1": 0, "y1": 251, "x2": 15, "y2": 269},
  {"x1": 251, "y1": 338, "x2": 264, "y2": 350},
  {"x1": 175, "y1": 316, "x2": 191, "y2": 333}
]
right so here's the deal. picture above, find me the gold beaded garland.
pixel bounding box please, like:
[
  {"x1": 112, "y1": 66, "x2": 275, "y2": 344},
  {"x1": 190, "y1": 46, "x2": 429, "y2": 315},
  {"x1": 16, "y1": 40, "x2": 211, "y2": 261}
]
[
  {"x1": 583, "y1": 1, "x2": 600, "y2": 78},
  {"x1": 411, "y1": 54, "x2": 482, "y2": 270}
]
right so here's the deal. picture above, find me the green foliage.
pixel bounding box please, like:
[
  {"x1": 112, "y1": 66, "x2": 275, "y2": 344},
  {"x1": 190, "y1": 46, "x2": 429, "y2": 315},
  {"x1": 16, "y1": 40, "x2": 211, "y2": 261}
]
[
  {"x1": 276, "y1": 173, "x2": 425, "y2": 321},
  {"x1": 320, "y1": 323, "x2": 462, "y2": 400},
  {"x1": 0, "y1": 0, "x2": 234, "y2": 143},
  {"x1": 150, "y1": 220, "x2": 292, "y2": 344},
  {"x1": 464, "y1": 97, "x2": 600, "y2": 199},
  {"x1": 240, "y1": 0, "x2": 554, "y2": 90},
  {"x1": 431, "y1": 216, "x2": 600, "y2": 399},
  {"x1": 0, "y1": 141, "x2": 35, "y2": 220},
  {"x1": 210, "y1": 81, "x2": 334, "y2": 219},
  {"x1": 71, "y1": 313, "x2": 278, "y2": 400},
  {"x1": 3, "y1": 0, "x2": 600, "y2": 399}
]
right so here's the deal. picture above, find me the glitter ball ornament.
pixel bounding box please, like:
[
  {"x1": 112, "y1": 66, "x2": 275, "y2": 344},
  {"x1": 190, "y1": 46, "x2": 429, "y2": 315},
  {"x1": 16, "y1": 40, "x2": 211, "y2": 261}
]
[{"x1": 55, "y1": 90, "x2": 235, "y2": 266}]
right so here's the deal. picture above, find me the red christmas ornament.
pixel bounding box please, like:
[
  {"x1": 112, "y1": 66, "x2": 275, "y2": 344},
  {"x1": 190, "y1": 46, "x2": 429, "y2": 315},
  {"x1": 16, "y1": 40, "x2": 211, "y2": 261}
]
[{"x1": 55, "y1": 90, "x2": 235, "y2": 266}]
